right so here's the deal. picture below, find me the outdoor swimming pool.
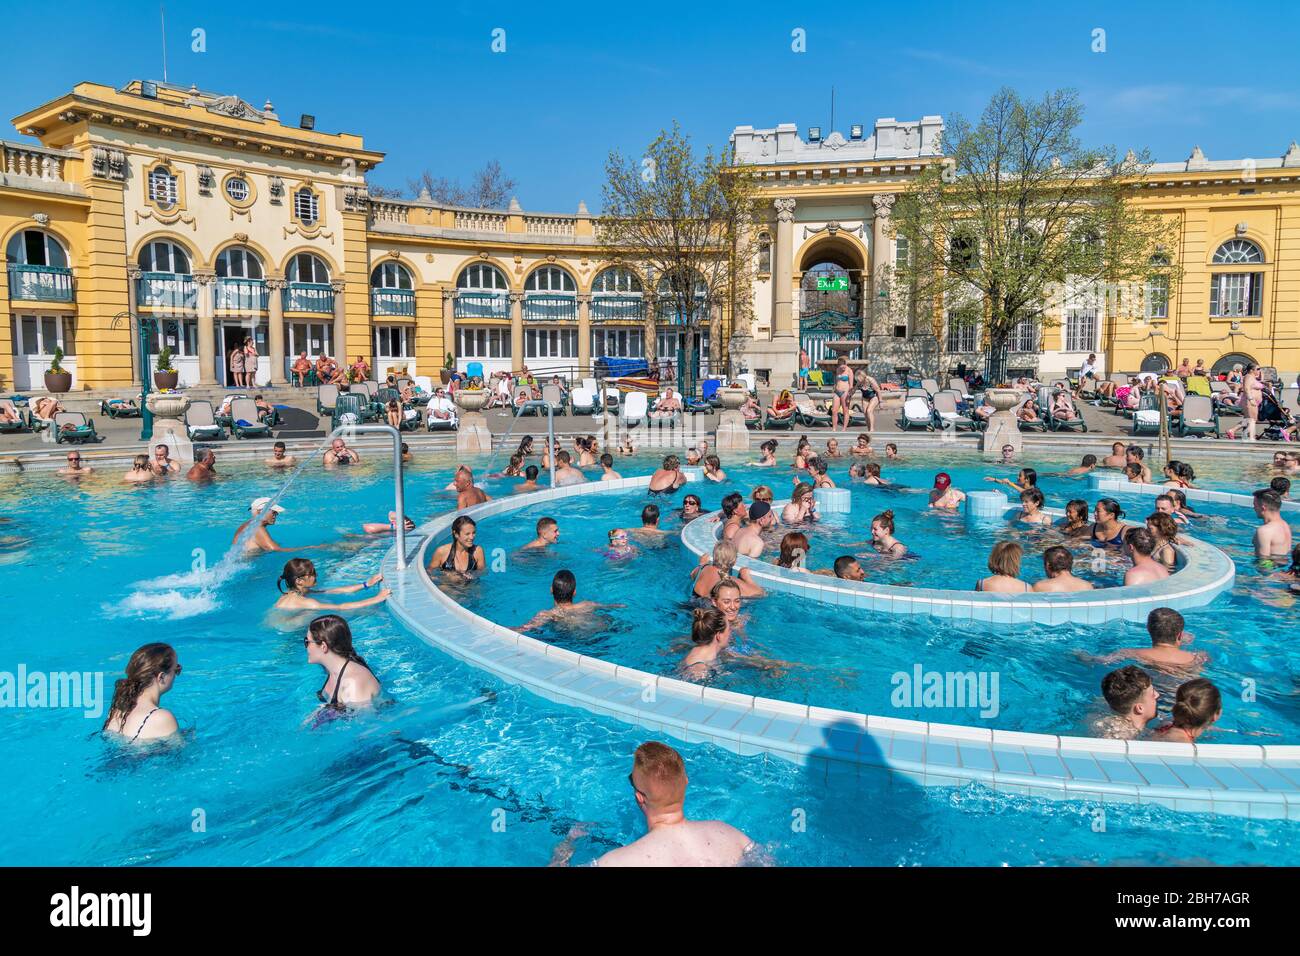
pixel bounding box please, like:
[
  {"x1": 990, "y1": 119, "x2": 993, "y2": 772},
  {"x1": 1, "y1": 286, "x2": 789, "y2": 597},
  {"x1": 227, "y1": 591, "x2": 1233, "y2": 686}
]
[{"x1": 0, "y1": 445, "x2": 1296, "y2": 865}]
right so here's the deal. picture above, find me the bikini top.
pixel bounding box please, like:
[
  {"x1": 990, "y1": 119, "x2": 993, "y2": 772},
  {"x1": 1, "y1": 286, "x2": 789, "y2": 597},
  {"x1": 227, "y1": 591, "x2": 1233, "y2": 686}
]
[
  {"x1": 318, "y1": 660, "x2": 351, "y2": 711},
  {"x1": 128, "y1": 708, "x2": 160, "y2": 743},
  {"x1": 442, "y1": 539, "x2": 480, "y2": 572}
]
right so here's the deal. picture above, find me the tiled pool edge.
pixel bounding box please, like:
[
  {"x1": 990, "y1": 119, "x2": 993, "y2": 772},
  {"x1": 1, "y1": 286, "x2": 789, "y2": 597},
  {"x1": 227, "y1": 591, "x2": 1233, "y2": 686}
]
[
  {"x1": 679, "y1": 504, "x2": 1236, "y2": 625},
  {"x1": 382, "y1": 477, "x2": 1300, "y2": 820},
  {"x1": 1092, "y1": 475, "x2": 1300, "y2": 514}
]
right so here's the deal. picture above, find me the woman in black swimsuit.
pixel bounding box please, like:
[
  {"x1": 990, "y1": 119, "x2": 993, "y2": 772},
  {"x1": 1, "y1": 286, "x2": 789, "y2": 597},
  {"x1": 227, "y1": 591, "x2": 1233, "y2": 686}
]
[
  {"x1": 855, "y1": 369, "x2": 882, "y2": 432},
  {"x1": 1091, "y1": 498, "x2": 1127, "y2": 547},
  {"x1": 306, "y1": 615, "x2": 380, "y2": 714},
  {"x1": 428, "y1": 515, "x2": 486, "y2": 576},
  {"x1": 102, "y1": 643, "x2": 181, "y2": 744}
]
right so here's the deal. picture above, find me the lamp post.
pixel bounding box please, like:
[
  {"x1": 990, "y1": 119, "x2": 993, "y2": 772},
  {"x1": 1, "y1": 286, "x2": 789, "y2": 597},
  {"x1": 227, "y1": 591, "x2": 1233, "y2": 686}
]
[{"x1": 111, "y1": 310, "x2": 159, "y2": 441}]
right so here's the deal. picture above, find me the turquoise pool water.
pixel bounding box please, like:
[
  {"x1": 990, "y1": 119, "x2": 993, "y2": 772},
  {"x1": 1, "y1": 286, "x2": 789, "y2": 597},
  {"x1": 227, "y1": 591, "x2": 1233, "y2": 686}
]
[{"x1": 0, "y1": 445, "x2": 1296, "y2": 866}]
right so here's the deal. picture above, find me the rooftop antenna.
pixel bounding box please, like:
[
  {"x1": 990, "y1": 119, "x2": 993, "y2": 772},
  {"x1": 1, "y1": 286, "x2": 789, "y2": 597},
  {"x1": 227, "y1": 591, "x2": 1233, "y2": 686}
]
[{"x1": 160, "y1": 3, "x2": 169, "y2": 83}]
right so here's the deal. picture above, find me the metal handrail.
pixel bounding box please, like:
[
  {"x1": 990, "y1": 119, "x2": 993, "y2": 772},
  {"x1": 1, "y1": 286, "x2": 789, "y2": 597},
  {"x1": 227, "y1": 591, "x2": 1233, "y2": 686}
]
[{"x1": 337, "y1": 422, "x2": 408, "y2": 569}]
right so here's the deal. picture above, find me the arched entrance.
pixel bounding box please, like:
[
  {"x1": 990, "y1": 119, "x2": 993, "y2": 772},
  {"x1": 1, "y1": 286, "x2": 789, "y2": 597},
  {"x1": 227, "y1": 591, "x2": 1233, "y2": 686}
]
[
  {"x1": 1212, "y1": 352, "x2": 1256, "y2": 376},
  {"x1": 1139, "y1": 352, "x2": 1171, "y2": 374},
  {"x1": 798, "y1": 237, "x2": 866, "y2": 370}
]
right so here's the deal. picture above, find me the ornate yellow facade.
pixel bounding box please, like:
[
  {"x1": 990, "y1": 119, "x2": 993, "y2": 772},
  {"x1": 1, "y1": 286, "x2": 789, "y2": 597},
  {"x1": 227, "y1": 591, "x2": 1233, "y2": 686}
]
[{"x1": 3, "y1": 82, "x2": 1298, "y2": 393}]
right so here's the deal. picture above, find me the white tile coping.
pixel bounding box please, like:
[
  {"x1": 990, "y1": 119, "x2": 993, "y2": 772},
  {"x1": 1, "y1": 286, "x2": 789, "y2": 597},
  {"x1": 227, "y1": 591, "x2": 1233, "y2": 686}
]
[
  {"x1": 1091, "y1": 475, "x2": 1300, "y2": 514},
  {"x1": 381, "y1": 474, "x2": 1299, "y2": 818}
]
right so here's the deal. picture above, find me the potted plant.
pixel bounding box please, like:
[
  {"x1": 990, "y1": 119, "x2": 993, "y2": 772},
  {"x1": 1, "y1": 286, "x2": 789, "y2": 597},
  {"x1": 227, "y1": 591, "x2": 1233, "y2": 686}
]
[
  {"x1": 44, "y1": 347, "x2": 72, "y2": 393},
  {"x1": 153, "y1": 346, "x2": 179, "y2": 390},
  {"x1": 440, "y1": 351, "x2": 455, "y2": 385}
]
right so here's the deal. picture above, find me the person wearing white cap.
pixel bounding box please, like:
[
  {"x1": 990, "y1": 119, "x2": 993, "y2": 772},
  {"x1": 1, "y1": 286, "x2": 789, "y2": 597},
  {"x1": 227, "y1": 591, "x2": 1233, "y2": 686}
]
[{"x1": 232, "y1": 497, "x2": 320, "y2": 555}]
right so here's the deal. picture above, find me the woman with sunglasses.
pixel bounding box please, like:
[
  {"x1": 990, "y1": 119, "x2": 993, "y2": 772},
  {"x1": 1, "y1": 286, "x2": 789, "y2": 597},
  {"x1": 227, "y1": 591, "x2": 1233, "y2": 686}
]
[
  {"x1": 305, "y1": 615, "x2": 381, "y2": 717},
  {"x1": 103, "y1": 643, "x2": 181, "y2": 745}
]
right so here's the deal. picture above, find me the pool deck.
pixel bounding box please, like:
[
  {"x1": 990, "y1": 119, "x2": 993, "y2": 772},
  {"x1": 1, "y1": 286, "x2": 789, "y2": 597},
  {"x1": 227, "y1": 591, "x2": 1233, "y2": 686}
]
[{"x1": 382, "y1": 474, "x2": 1300, "y2": 820}]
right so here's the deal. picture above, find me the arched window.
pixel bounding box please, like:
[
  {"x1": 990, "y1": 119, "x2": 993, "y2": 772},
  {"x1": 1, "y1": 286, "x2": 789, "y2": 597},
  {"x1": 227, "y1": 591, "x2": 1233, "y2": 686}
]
[
  {"x1": 524, "y1": 266, "x2": 576, "y2": 293},
  {"x1": 1212, "y1": 239, "x2": 1263, "y2": 264},
  {"x1": 1140, "y1": 353, "x2": 1171, "y2": 374},
  {"x1": 294, "y1": 187, "x2": 320, "y2": 225},
  {"x1": 5, "y1": 230, "x2": 67, "y2": 268},
  {"x1": 592, "y1": 267, "x2": 642, "y2": 294},
  {"x1": 215, "y1": 246, "x2": 263, "y2": 280},
  {"x1": 286, "y1": 252, "x2": 330, "y2": 284},
  {"x1": 456, "y1": 263, "x2": 508, "y2": 290},
  {"x1": 1211, "y1": 352, "x2": 1256, "y2": 377},
  {"x1": 148, "y1": 167, "x2": 179, "y2": 208},
  {"x1": 757, "y1": 234, "x2": 772, "y2": 274},
  {"x1": 656, "y1": 272, "x2": 708, "y2": 325},
  {"x1": 138, "y1": 240, "x2": 191, "y2": 274},
  {"x1": 371, "y1": 261, "x2": 413, "y2": 289}
]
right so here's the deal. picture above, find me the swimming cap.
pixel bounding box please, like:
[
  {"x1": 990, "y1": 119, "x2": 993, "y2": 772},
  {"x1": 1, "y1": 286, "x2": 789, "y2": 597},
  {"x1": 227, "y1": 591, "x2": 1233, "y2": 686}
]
[
  {"x1": 934, "y1": 473, "x2": 951, "y2": 490},
  {"x1": 749, "y1": 500, "x2": 772, "y2": 521}
]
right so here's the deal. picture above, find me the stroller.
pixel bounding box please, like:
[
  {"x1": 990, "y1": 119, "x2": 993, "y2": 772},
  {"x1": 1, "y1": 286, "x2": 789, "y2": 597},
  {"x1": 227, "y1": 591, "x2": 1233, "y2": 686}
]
[{"x1": 1255, "y1": 385, "x2": 1296, "y2": 441}]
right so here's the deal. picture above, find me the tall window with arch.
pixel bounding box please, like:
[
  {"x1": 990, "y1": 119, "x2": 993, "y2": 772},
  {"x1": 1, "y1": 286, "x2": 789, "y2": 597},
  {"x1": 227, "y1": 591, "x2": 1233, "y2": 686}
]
[
  {"x1": 148, "y1": 166, "x2": 179, "y2": 208},
  {"x1": 591, "y1": 266, "x2": 643, "y2": 322},
  {"x1": 137, "y1": 240, "x2": 194, "y2": 310},
  {"x1": 455, "y1": 263, "x2": 509, "y2": 318},
  {"x1": 1209, "y1": 239, "x2": 1264, "y2": 318},
  {"x1": 371, "y1": 261, "x2": 415, "y2": 317},
  {"x1": 523, "y1": 266, "x2": 577, "y2": 321},
  {"x1": 5, "y1": 229, "x2": 71, "y2": 301},
  {"x1": 214, "y1": 246, "x2": 266, "y2": 311}
]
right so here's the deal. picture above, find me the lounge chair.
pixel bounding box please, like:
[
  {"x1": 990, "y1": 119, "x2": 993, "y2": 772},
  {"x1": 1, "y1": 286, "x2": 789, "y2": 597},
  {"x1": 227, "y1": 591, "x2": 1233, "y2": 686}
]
[
  {"x1": 620, "y1": 391, "x2": 648, "y2": 428},
  {"x1": 426, "y1": 395, "x2": 458, "y2": 431},
  {"x1": 763, "y1": 405, "x2": 796, "y2": 429},
  {"x1": 410, "y1": 376, "x2": 435, "y2": 406},
  {"x1": 1044, "y1": 388, "x2": 1088, "y2": 432},
  {"x1": 229, "y1": 397, "x2": 273, "y2": 439},
  {"x1": 1178, "y1": 394, "x2": 1219, "y2": 438},
  {"x1": 920, "y1": 378, "x2": 942, "y2": 396},
  {"x1": 1280, "y1": 387, "x2": 1300, "y2": 418},
  {"x1": 0, "y1": 398, "x2": 30, "y2": 433},
  {"x1": 317, "y1": 384, "x2": 339, "y2": 416},
  {"x1": 793, "y1": 393, "x2": 832, "y2": 427},
  {"x1": 1131, "y1": 391, "x2": 1163, "y2": 436},
  {"x1": 932, "y1": 391, "x2": 977, "y2": 431},
  {"x1": 897, "y1": 394, "x2": 936, "y2": 431},
  {"x1": 98, "y1": 398, "x2": 141, "y2": 420},
  {"x1": 569, "y1": 386, "x2": 598, "y2": 414},
  {"x1": 332, "y1": 393, "x2": 368, "y2": 432},
  {"x1": 701, "y1": 379, "x2": 722, "y2": 409},
  {"x1": 53, "y1": 412, "x2": 99, "y2": 444},
  {"x1": 947, "y1": 377, "x2": 972, "y2": 400},
  {"x1": 185, "y1": 401, "x2": 225, "y2": 441}
]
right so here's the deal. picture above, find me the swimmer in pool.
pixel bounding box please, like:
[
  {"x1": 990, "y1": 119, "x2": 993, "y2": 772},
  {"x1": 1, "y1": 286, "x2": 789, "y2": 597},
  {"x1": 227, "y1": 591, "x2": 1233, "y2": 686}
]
[
  {"x1": 123, "y1": 454, "x2": 155, "y2": 484},
  {"x1": 975, "y1": 541, "x2": 1030, "y2": 593},
  {"x1": 1097, "y1": 606, "x2": 1207, "y2": 670},
  {"x1": 514, "y1": 465, "x2": 542, "y2": 494},
  {"x1": 732, "y1": 501, "x2": 776, "y2": 559},
  {"x1": 57, "y1": 450, "x2": 94, "y2": 478},
  {"x1": 627, "y1": 504, "x2": 669, "y2": 542},
  {"x1": 691, "y1": 541, "x2": 764, "y2": 599},
  {"x1": 522, "y1": 517, "x2": 560, "y2": 550},
  {"x1": 1018, "y1": 487, "x2": 1052, "y2": 526},
  {"x1": 323, "y1": 438, "x2": 361, "y2": 467},
  {"x1": 1123, "y1": 527, "x2": 1170, "y2": 586},
  {"x1": 718, "y1": 492, "x2": 746, "y2": 542},
  {"x1": 266, "y1": 441, "x2": 298, "y2": 469},
  {"x1": 1058, "y1": 500, "x2": 1092, "y2": 538},
  {"x1": 928, "y1": 472, "x2": 965, "y2": 510},
  {"x1": 648, "y1": 455, "x2": 687, "y2": 493},
  {"x1": 1253, "y1": 488, "x2": 1293, "y2": 560},
  {"x1": 1093, "y1": 665, "x2": 1158, "y2": 740},
  {"x1": 781, "y1": 483, "x2": 818, "y2": 524},
  {"x1": 754, "y1": 439, "x2": 778, "y2": 467},
  {"x1": 870, "y1": 509, "x2": 907, "y2": 556},
  {"x1": 680, "y1": 494, "x2": 703, "y2": 522},
  {"x1": 102, "y1": 643, "x2": 182, "y2": 745},
  {"x1": 361, "y1": 511, "x2": 417, "y2": 535},
  {"x1": 1031, "y1": 546, "x2": 1094, "y2": 592},
  {"x1": 520, "y1": 569, "x2": 625, "y2": 631},
  {"x1": 1048, "y1": 454, "x2": 1098, "y2": 478},
  {"x1": 833, "y1": 555, "x2": 866, "y2": 581},
  {"x1": 233, "y1": 497, "x2": 325, "y2": 555},
  {"x1": 883, "y1": 443, "x2": 900, "y2": 461},
  {"x1": 454, "y1": 466, "x2": 491, "y2": 509},
  {"x1": 849, "y1": 434, "x2": 874, "y2": 457},
  {"x1": 986, "y1": 467, "x2": 1037, "y2": 494},
  {"x1": 605, "y1": 527, "x2": 638, "y2": 559},
  {"x1": 1153, "y1": 678, "x2": 1221, "y2": 743},
  {"x1": 1124, "y1": 445, "x2": 1152, "y2": 484},
  {"x1": 1100, "y1": 442, "x2": 1127, "y2": 469},
  {"x1": 680, "y1": 607, "x2": 730, "y2": 676},
  {"x1": 274, "y1": 558, "x2": 390, "y2": 611},
  {"x1": 599, "y1": 454, "x2": 622, "y2": 482},
  {"x1": 702, "y1": 455, "x2": 727, "y2": 483},
  {"x1": 428, "y1": 515, "x2": 487, "y2": 577},
  {"x1": 306, "y1": 615, "x2": 382, "y2": 716}
]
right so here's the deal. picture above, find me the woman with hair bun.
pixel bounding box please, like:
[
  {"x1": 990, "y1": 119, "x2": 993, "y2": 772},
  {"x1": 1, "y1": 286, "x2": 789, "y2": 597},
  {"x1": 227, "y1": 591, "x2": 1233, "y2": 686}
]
[
  {"x1": 274, "y1": 557, "x2": 390, "y2": 611},
  {"x1": 306, "y1": 615, "x2": 382, "y2": 716},
  {"x1": 680, "y1": 606, "x2": 730, "y2": 676},
  {"x1": 871, "y1": 509, "x2": 907, "y2": 556},
  {"x1": 103, "y1": 643, "x2": 181, "y2": 744}
]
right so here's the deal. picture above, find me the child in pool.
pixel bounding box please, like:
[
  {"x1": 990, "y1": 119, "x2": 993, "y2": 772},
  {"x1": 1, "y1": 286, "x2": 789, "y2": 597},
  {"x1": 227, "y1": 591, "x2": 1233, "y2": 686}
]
[{"x1": 604, "y1": 528, "x2": 639, "y2": 560}]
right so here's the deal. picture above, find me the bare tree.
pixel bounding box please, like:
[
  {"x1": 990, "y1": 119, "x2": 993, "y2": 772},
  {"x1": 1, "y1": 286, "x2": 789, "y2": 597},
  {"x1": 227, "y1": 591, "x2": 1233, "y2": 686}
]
[
  {"x1": 402, "y1": 160, "x2": 517, "y2": 208},
  {"x1": 889, "y1": 87, "x2": 1181, "y2": 383}
]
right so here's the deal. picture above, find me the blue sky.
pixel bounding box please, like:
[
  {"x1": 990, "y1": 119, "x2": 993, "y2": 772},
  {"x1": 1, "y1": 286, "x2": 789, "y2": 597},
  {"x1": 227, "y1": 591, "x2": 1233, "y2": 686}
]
[{"x1": 3, "y1": 1, "x2": 1298, "y2": 211}]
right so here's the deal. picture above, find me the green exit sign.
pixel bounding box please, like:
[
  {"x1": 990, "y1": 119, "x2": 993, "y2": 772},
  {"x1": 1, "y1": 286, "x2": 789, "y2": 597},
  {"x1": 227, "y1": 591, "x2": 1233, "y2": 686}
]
[{"x1": 816, "y1": 276, "x2": 849, "y2": 291}]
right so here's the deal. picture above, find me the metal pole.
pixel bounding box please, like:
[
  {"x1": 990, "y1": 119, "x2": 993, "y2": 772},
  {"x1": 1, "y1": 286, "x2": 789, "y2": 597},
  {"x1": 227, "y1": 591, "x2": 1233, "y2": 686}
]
[
  {"x1": 338, "y1": 423, "x2": 407, "y2": 569},
  {"x1": 547, "y1": 405, "x2": 556, "y2": 488},
  {"x1": 139, "y1": 316, "x2": 154, "y2": 442}
]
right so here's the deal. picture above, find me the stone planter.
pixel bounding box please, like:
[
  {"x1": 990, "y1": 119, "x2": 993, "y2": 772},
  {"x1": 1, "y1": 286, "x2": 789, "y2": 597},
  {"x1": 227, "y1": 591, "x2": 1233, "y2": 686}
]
[
  {"x1": 44, "y1": 371, "x2": 72, "y2": 393},
  {"x1": 984, "y1": 388, "x2": 1022, "y2": 413},
  {"x1": 980, "y1": 387, "x2": 1023, "y2": 460},
  {"x1": 718, "y1": 386, "x2": 748, "y2": 411},
  {"x1": 455, "y1": 389, "x2": 488, "y2": 412},
  {"x1": 145, "y1": 392, "x2": 190, "y2": 421},
  {"x1": 153, "y1": 370, "x2": 179, "y2": 390}
]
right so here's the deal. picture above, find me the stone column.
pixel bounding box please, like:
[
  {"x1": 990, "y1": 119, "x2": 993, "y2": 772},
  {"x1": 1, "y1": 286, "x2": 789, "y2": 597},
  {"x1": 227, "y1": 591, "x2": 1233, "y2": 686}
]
[
  {"x1": 577, "y1": 292, "x2": 592, "y2": 374},
  {"x1": 266, "y1": 277, "x2": 287, "y2": 385},
  {"x1": 509, "y1": 291, "x2": 524, "y2": 373},
  {"x1": 869, "y1": 193, "x2": 896, "y2": 333},
  {"x1": 772, "y1": 197, "x2": 796, "y2": 337},
  {"x1": 127, "y1": 267, "x2": 143, "y2": 384},
  {"x1": 441, "y1": 289, "x2": 457, "y2": 372},
  {"x1": 330, "y1": 280, "x2": 347, "y2": 364},
  {"x1": 193, "y1": 270, "x2": 217, "y2": 386}
]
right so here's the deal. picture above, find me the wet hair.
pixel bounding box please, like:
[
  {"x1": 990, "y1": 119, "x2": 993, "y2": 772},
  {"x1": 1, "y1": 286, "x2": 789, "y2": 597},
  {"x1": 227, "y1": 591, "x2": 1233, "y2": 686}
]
[
  {"x1": 1102, "y1": 665, "x2": 1152, "y2": 716},
  {"x1": 1020, "y1": 487, "x2": 1045, "y2": 508},
  {"x1": 1081, "y1": 454, "x2": 1097, "y2": 467},
  {"x1": 308, "y1": 615, "x2": 369, "y2": 670},
  {"x1": 1124, "y1": 526, "x2": 1157, "y2": 557},
  {"x1": 720, "y1": 492, "x2": 744, "y2": 518},
  {"x1": 885, "y1": 443, "x2": 898, "y2": 454},
  {"x1": 1042, "y1": 546, "x2": 1073, "y2": 575},
  {"x1": 131, "y1": 454, "x2": 150, "y2": 471},
  {"x1": 752, "y1": 485, "x2": 774, "y2": 502},
  {"x1": 104, "y1": 643, "x2": 177, "y2": 733},
  {"x1": 987, "y1": 541, "x2": 1023, "y2": 577},
  {"x1": 536, "y1": 517, "x2": 557, "y2": 535},
  {"x1": 711, "y1": 541, "x2": 738, "y2": 573},
  {"x1": 642, "y1": 504, "x2": 660, "y2": 525},
  {"x1": 807, "y1": 457, "x2": 827, "y2": 476},
  {"x1": 872, "y1": 509, "x2": 895, "y2": 534},
  {"x1": 273, "y1": 441, "x2": 286, "y2": 452},
  {"x1": 710, "y1": 577, "x2": 742, "y2": 602},
  {"x1": 865, "y1": 462, "x2": 882, "y2": 479},
  {"x1": 1065, "y1": 499, "x2": 1089, "y2": 525},
  {"x1": 1270, "y1": 476, "x2": 1291, "y2": 496},
  {"x1": 1096, "y1": 498, "x2": 1125, "y2": 521},
  {"x1": 849, "y1": 462, "x2": 867, "y2": 478},
  {"x1": 633, "y1": 741, "x2": 686, "y2": 797},
  {"x1": 1147, "y1": 607, "x2": 1185, "y2": 646},
  {"x1": 778, "y1": 531, "x2": 810, "y2": 568},
  {"x1": 524, "y1": 465, "x2": 539, "y2": 480},
  {"x1": 556, "y1": 450, "x2": 571, "y2": 465},
  {"x1": 1123, "y1": 462, "x2": 1143, "y2": 480},
  {"x1": 450, "y1": 515, "x2": 477, "y2": 540},
  {"x1": 857, "y1": 433, "x2": 872, "y2": 445},
  {"x1": 691, "y1": 607, "x2": 728, "y2": 646},
  {"x1": 1019, "y1": 468, "x2": 1038, "y2": 487},
  {"x1": 516, "y1": 436, "x2": 534, "y2": 456},
  {"x1": 833, "y1": 555, "x2": 860, "y2": 578},
  {"x1": 1168, "y1": 489, "x2": 1196, "y2": 512},
  {"x1": 600, "y1": 453, "x2": 614, "y2": 467},
  {"x1": 1254, "y1": 488, "x2": 1283, "y2": 513},
  {"x1": 791, "y1": 482, "x2": 814, "y2": 503},
  {"x1": 682, "y1": 493, "x2": 702, "y2": 511},
  {"x1": 662, "y1": 455, "x2": 680, "y2": 470},
  {"x1": 551, "y1": 569, "x2": 577, "y2": 604},
  {"x1": 704, "y1": 455, "x2": 722, "y2": 472},
  {"x1": 1126, "y1": 444, "x2": 1145, "y2": 460},
  {"x1": 1171, "y1": 678, "x2": 1221, "y2": 732},
  {"x1": 1289, "y1": 543, "x2": 1300, "y2": 574},
  {"x1": 1146, "y1": 512, "x2": 1178, "y2": 544},
  {"x1": 760, "y1": 440, "x2": 778, "y2": 454},
  {"x1": 1154, "y1": 493, "x2": 1176, "y2": 510},
  {"x1": 278, "y1": 557, "x2": 317, "y2": 593}
]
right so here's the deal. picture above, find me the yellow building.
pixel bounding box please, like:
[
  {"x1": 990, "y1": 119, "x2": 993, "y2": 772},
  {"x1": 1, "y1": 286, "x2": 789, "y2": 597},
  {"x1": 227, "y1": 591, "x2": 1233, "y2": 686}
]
[{"x1": 3, "y1": 82, "x2": 1298, "y2": 394}]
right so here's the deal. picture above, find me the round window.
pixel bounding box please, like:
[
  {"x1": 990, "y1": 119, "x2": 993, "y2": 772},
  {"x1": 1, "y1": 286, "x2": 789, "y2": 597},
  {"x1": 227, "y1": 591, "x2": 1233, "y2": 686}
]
[{"x1": 225, "y1": 177, "x2": 250, "y2": 203}]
